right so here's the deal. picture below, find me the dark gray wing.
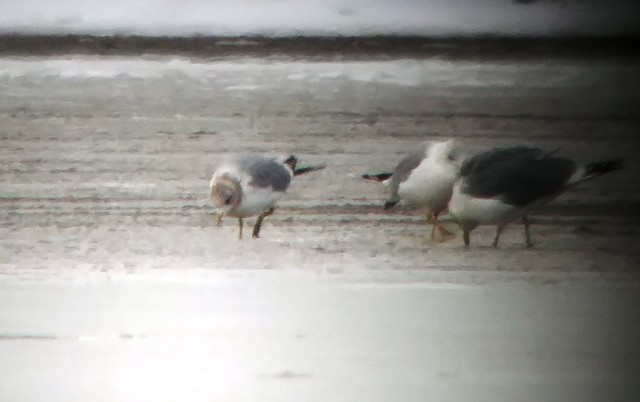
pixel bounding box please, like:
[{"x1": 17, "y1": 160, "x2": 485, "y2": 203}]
[
  {"x1": 460, "y1": 146, "x2": 544, "y2": 177},
  {"x1": 461, "y1": 148, "x2": 577, "y2": 207},
  {"x1": 241, "y1": 156, "x2": 292, "y2": 192},
  {"x1": 388, "y1": 150, "x2": 424, "y2": 198}
]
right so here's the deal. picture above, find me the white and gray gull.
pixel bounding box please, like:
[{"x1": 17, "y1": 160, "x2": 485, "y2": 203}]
[
  {"x1": 440, "y1": 145, "x2": 623, "y2": 248},
  {"x1": 363, "y1": 139, "x2": 464, "y2": 240},
  {"x1": 210, "y1": 154, "x2": 323, "y2": 239}
]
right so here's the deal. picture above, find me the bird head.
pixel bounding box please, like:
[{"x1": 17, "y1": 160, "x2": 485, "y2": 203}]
[
  {"x1": 427, "y1": 138, "x2": 463, "y2": 167},
  {"x1": 283, "y1": 155, "x2": 298, "y2": 172},
  {"x1": 210, "y1": 175, "x2": 242, "y2": 213},
  {"x1": 383, "y1": 199, "x2": 399, "y2": 212}
]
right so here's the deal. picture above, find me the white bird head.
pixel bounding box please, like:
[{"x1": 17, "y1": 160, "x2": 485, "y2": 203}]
[{"x1": 427, "y1": 138, "x2": 463, "y2": 167}]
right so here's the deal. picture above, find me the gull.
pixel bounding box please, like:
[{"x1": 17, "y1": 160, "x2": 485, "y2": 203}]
[
  {"x1": 440, "y1": 145, "x2": 623, "y2": 247},
  {"x1": 363, "y1": 139, "x2": 463, "y2": 240},
  {"x1": 210, "y1": 154, "x2": 323, "y2": 239}
]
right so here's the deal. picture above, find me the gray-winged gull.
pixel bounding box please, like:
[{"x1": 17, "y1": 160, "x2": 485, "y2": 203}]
[
  {"x1": 210, "y1": 154, "x2": 323, "y2": 239},
  {"x1": 363, "y1": 139, "x2": 464, "y2": 240},
  {"x1": 439, "y1": 145, "x2": 623, "y2": 247}
]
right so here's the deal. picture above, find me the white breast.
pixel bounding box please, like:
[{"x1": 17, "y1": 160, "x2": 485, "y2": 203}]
[
  {"x1": 233, "y1": 186, "x2": 285, "y2": 218},
  {"x1": 448, "y1": 181, "x2": 523, "y2": 225},
  {"x1": 398, "y1": 158, "x2": 457, "y2": 211}
]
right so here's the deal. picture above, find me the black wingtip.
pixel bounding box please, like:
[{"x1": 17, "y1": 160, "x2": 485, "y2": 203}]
[
  {"x1": 584, "y1": 159, "x2": 624, "y2": 178},
  {"x1": 362, "y1": 172, "x2": 393, "y2": 182},
  {"x1": 293, "y1": 165, "x2": 326, "y2": 176}
]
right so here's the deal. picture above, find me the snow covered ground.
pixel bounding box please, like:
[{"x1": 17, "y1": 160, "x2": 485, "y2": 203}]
[
  {"x1": 1, "y1": 53, "x2": 639, "y2": 400},
  {"x1": 1, "y1": 271, "x2": 638, "y2": 402}
]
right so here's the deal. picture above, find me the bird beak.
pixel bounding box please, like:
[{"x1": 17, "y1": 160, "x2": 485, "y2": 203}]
[{"x1": 383, "y1": 200, "x2": 399, "y2": 211}]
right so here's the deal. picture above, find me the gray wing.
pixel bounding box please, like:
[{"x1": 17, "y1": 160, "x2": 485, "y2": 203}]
[
  {"x1": 460, "y1": 146, "x2": 543, "y2": 177},
  {"x1": 388, "y1": 150, "x2": 424, "y2": 200},
  {"x1": 461, "y1": 148, "x2": 577, "y2": 207},
  {"x1": 237, "y1": 155, "x2": 292, "y2": 192}
]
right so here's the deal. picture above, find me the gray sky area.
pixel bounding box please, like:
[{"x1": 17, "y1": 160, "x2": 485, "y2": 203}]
[{"x1": 0, "y1": 0, "x2": 639, "y2": 37}]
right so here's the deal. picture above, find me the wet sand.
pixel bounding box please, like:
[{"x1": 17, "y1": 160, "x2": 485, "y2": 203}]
[
  {"x1": 1, "y1": 47, "x2": 639, "y2": 400},
  {"x1": 1, "y1": 51, "x2": 639, "y2": 274}
]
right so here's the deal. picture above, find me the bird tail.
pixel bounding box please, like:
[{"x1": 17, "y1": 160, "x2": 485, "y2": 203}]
[
  {"x1": 362, "y1": 172, "x2": 393, "y2": 182},
  {"x1": 583, "y1": 159, "x2": 624, "y2": 179},
  {"x1": 293, "y1": 165, "x2": 325, "y2": 176}
]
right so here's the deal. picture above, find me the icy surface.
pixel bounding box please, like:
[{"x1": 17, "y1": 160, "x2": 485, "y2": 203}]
[
  {"x1": 1, "y1": 271, "x2": 639, "y2": 402},
  {"x1": 1, "y1": 54, "x2": 639, "y2": 401}
]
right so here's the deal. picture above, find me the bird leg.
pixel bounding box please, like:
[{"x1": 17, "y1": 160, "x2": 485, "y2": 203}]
[
  {"x1": 215, "y1": 213, "x2": 223, "y2": 226},
  {"x1": 435, "y1": 210, "x2": 455, "y2": 237},
  {"x1": 438, "y1": 224, "x2": 455, "y2": 237},
  {"x1": 426, "y1": 211, "x2": 436, "y2": 224},
  {"x1": 428, "y1": 211, "x2": 454, "y2": 241},
  {"x1": 252, "y1": 208, "x2": 275, "y2": 239},
  {"x1": 522, "y1": 216, "x2": 533, "y2": 248},
  {"x1": 463, "y1": 229, "x2": 470, "y2": 247},
  {"x1": 238, "y1": 218, "x2": 243, "y2": 240},
  {"x1": 428, "y1": 212, "x2": 437, "y2": 241},
  {"x1": 492, "y1": 224, "x2": 507, "y2": 248}
]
